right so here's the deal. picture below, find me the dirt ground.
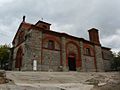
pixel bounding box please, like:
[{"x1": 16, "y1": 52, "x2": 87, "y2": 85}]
[
  {"x1": 92, "y1": 83, "x2": 120, "y2": 90},
  {"x1": 0, "y1": 71, "x2": 120, "y2": 90}
]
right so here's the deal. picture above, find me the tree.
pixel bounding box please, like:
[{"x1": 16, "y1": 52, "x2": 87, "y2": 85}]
[
  {"x1": 0, "y1": 44, "x2": 11, "y2": 70},
  {"x1": 111, "y1": 51, "x2": 120, "y2": 71}
]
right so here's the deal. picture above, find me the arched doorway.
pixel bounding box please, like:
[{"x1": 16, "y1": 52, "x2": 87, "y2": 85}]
[
  {"x1": 68, "y1": 54, "x2": 76, "y2": 71},
  {"x1": 15, "y1": 47, "x2": 23, "y2": 71},
  {"x1": 66, "y1": 41, "x2": 81, "y2": 71}
]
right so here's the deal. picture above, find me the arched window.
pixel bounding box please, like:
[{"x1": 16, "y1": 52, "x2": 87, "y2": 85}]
[
  {"x1": 48, "y1": 40, "x2": 54, "y2": 49},
  {"x1": 86, "y1": 48, "x2": 91, "y2": 55}
]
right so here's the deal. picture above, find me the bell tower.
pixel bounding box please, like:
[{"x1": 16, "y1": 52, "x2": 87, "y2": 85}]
[
  {"x1": 88, "y1": 28, "x2": 100, "y2": 45},
  {"x1": 35, "y1": 20, "x2": 51, "y2": 30}
]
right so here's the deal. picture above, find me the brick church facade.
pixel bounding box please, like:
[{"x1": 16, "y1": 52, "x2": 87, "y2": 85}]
[{"x1": 12, "y1": 17, "x2": 112, "y2": 72}]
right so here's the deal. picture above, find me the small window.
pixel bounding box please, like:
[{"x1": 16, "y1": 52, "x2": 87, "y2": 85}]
[
  {"x1": 48, "y1": 40, "x2": 54, "y2": 49},
  {"x1": 102, "y1": 52, "x2": 104, "y2": 59},
  {"x1": 86, "y1": 48, "x2": 91, "y2": 55}
]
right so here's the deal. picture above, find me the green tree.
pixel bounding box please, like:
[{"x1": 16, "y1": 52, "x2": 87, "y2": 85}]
[{"x1": 0, "y1": 44, "x2": 11, "y2": 69}]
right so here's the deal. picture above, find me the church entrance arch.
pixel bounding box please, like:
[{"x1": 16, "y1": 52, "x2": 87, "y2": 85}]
[
  {"x1": 66, "y1": 41, "x2": 81, "y2": 71},
  {"x1": 15, "y1": 47, "x2": 23, "y2": 71},
  {"x1": 68, "y1": 54, "x2": 76, "y2": 71}
]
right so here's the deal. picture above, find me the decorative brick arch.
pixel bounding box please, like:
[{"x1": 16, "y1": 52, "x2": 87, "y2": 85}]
[
  {"x1": 43, "y1": 36, "x2": 61, "y2": 47},
  {"x1": 66, "y1": 41, "x2": 81, "y2": 68},
  {"x1": 15, "y1": 46, "x2": 23, "y2": 70},
  {"x1": 83, "y1": 43, "x2": 94, "y2": 56}
]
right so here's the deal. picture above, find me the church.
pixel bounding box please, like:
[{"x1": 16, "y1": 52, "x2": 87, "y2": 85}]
[{"x1": 12, "y1": 17, "x2": 112, "y2": 72}]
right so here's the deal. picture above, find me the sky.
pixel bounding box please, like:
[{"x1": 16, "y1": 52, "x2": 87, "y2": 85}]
[{"x1": 0, "y1": 0, "x2": 120, "y2": 52}]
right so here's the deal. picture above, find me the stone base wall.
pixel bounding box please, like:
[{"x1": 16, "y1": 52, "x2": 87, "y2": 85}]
[
  {"x1": 41, "y1": 49, "x2": 61, "y2": 71},
  {"x1": 82, "y1": 56, "x2": 96, "y2": 72},
  {"x1": 95, "y1": 46, "x2": 105, "y2": 72}
]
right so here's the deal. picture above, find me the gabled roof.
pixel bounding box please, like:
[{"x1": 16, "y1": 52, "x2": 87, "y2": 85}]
[
  {"x1": 35, "y1": 20, "x2": 51, "y2": 26},
  {"x1": 88, "y1": 28, "x2": 99, "y2": 32},
  {"x1": 12, "y1": 22, "x2": 32, "y2": 44}
]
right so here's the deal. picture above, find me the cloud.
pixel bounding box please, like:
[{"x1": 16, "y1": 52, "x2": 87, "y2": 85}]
[
  {"x1": 0, "y1": 0, "x2": 120, "y2": 52},
  {"x1": 0, "y1": 0, "x2": 13, "y2": 7},
  {"x1": 101, "y1": 29, "x2": 120, "y2": 52}
]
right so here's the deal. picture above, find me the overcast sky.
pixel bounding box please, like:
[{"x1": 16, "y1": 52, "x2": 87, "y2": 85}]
[{"x1": 0, "y1": 0, "x2": 120, "y2": 52}]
